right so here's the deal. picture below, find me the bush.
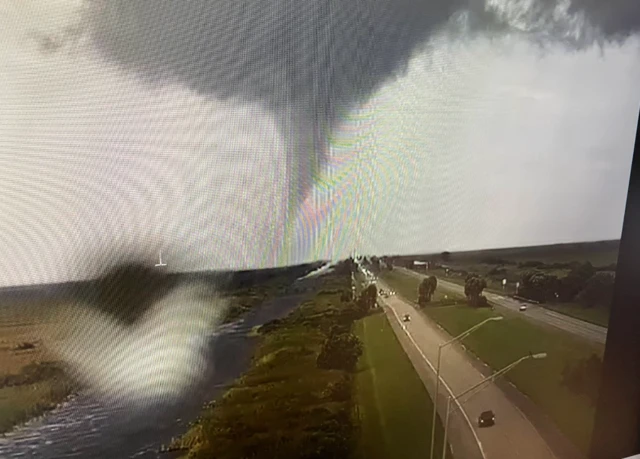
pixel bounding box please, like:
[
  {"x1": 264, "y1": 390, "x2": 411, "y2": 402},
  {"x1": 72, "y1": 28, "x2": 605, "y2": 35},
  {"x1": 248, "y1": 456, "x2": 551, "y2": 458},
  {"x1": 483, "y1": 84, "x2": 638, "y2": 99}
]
[
  {"x1": 576, "y1": 271, "x2": 616, "y2": 308},
  {"x1": 316, "y1": 332, "x2": 363, "y2": 372},
  {"x1": 558, "y1": 262, "x2": 595, "y2": 301},
  {"x1": 519, "y1": 271, "x2": 560, "y2": 303},
  {"x1": 324, "y1": 375, "x2": 352, "y2": 402}
]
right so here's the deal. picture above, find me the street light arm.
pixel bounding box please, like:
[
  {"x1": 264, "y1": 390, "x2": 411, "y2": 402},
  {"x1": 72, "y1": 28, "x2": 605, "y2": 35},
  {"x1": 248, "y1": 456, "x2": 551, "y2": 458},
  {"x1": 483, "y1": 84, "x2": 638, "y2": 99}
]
[
  {"x1": 442, "y1": 316, "x2": 503, "y2": 348},
  {"x1": 455, "y1": 354, "x2": 530, "y2": 401}
]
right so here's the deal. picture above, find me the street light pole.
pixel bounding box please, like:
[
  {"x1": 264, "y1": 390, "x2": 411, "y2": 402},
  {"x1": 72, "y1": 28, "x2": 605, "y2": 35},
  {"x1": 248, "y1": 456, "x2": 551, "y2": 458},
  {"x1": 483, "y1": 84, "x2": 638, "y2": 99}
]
[
  {"x1": 429, "y1": 316, "x2": 503, "y2": 459},
  {"x1": 440, "y1": 352, "x2": 548, "y2": 459}
]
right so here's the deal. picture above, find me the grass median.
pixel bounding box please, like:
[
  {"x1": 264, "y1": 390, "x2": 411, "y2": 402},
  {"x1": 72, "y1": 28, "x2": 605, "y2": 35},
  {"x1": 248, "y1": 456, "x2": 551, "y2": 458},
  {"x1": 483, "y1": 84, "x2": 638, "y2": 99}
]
[
  {"x1": 380, "y1": 270, "x2": 603, "y2": 453},
  {"x1": 419, "y1": 267, "x2": 610, "y2": 328},
  {"x1": 354, "y1": 311, "x2": 450, "y2": 459},
  {"x1": 379, "y1": 270, "x2": 463, "y2": 307}
]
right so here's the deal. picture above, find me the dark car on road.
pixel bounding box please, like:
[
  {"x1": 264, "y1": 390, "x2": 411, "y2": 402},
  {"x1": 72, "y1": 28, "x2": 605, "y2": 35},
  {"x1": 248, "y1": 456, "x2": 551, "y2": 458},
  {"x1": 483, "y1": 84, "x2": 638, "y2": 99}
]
[
  {"x1": 403, "y1": 314, "x2": 411, "y2": 322},
  {"x1": 478, "y1": 410, "x2": 495, "y2": 427}
]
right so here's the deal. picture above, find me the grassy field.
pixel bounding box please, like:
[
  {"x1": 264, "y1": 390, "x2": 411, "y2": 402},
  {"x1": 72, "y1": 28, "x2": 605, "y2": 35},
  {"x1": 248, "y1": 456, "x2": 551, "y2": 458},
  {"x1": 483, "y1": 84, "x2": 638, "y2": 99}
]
[
  {"x1": 168, "y1": 270, "x2": 361, "y2": 458},
  {"x1": 0, "y1": 378, "x2": 74, "y2": 433},
  {"x1": 354, "y1": 311, "x2": 450, "y2": 459},
  {"x1": 539, "y1": 303, "x2": 610, "y2": 328},
  {"x1": 381, "y1": 269, "x2": 603, "y2": 453},
  {"x1": 0, "y1": 300, "x2": 74, "y2": 433}
]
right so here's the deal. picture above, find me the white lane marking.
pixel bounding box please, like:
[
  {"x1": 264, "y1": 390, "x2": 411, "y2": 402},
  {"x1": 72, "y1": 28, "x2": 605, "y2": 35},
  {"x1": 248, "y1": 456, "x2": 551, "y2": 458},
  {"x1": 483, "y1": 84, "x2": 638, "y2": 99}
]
[{"x1": 384, "y1": 300, "x2": 487, "y2": 459}]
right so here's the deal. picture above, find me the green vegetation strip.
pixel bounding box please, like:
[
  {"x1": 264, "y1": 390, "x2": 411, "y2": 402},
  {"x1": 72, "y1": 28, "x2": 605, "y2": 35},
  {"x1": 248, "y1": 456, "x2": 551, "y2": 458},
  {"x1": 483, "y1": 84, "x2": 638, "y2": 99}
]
[
  {"x1": 354, "y1": 311, "x2": 450, "y2": 459},
  {"x1": 0, "y1": 367, "x2": 74, "y2": 433},
  {"x1": 425, "y1": 267, "x2": 611, "y2": 327},
  {"x1": 169, "y1": 273, "x2": 359, "y2": 458},
  {"x1": 539, "y1": 303, "x2": 609, "y2": 328},
  {"x1": 381, "y1": 270, "x2": 602, "y2": 454}
]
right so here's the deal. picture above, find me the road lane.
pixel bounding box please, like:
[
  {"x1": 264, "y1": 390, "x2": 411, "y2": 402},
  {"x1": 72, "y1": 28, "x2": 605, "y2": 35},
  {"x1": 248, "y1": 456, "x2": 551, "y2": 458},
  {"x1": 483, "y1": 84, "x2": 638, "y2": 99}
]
[
  {"x1": 398, "y1": 268, "x2": 607, "y2": 345},
  {"x1": 377, "y1": 281, "x2": 558, "y2": 459}
]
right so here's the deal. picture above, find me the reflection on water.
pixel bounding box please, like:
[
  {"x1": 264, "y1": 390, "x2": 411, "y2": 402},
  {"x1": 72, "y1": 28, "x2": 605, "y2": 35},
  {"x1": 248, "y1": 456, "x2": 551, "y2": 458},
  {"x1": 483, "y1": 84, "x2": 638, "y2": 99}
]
[{"x1": 0, "y1": 293, "x2": 305, "y2": 458}]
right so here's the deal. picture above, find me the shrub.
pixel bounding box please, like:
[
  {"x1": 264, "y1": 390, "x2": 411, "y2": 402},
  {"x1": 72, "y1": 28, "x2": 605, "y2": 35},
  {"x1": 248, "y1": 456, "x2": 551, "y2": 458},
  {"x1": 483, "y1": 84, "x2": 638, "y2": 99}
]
[
  {"x1": 316, "y1": 332, "x2": 363, "y2": 372},
  {"x1": 519, "y1": 271, "x2": 560, "y2": 303},
  {"x1": 576, "y1": 271, "x2": 616, "y2": 308},
  {"x1": 558, "y1": 262, "x2": 595, "y2": 301}
]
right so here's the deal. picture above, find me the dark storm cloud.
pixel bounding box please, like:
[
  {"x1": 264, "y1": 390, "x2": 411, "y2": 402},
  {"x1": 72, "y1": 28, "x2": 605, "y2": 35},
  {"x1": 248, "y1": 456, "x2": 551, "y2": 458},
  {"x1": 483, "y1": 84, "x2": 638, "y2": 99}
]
[
  {"x1": 84, "y1": 0, "x2": 462, "y2": 178},
  {"x1": 84, "y1": 0, "x2": 640, "y2": 173}
]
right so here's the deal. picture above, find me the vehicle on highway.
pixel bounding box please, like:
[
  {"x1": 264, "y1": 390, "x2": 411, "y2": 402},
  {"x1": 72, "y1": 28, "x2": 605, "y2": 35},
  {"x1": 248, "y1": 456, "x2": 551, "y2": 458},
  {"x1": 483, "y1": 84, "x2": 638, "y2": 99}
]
[
  {"x1": 403, "y1": 314, "x2": 411, "y2": 322},
  {"x1": 478, "y1": 410, "x2": 495, "y2": 427},
  {"x1": 519, "y1": 305, "x2": 527, "y2": 311}
]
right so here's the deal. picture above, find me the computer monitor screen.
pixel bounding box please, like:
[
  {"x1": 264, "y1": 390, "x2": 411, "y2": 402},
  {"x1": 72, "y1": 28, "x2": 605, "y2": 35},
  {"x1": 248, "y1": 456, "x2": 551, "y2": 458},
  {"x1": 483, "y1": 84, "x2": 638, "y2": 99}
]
[{"x1": 1, "y1": 2, "x2": 639, "y2": 458}]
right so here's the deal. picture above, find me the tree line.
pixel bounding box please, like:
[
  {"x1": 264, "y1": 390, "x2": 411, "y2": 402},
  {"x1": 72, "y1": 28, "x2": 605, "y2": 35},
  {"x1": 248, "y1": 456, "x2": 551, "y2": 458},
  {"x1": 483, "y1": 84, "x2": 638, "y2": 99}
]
[{"x1": 518, "y1": 262, "x2": 615, "y2": 308}]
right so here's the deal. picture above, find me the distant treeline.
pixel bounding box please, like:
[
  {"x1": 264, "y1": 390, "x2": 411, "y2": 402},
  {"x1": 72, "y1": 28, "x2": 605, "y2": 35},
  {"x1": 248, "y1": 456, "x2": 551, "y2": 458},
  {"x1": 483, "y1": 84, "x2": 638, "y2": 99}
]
[{"x1": 0, "y1": 262, "x2": 324, "y2": 325}]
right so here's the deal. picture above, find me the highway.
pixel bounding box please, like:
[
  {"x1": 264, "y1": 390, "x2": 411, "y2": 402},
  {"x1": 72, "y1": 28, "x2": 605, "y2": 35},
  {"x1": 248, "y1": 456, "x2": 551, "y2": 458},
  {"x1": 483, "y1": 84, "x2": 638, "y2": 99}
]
[
  {"x1": 376, "y1": 279, "x2": 558, "y2": 459},
  {"x1": 397, "y1": 267, "x2": 607, "y2": 346}
]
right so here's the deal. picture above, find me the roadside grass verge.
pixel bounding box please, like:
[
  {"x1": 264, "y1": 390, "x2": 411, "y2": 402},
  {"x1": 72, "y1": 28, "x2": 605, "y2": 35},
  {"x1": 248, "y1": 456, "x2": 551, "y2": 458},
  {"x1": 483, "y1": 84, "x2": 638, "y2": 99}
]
[
  {"x1": 540, "y1": 303, "x2": 609, "y2": 328},
  {"x1": 354, "y1": 311, "x2": 450, "y2": 459},
  {"x1": 168, "y1": 271, "x2": 360, "y2": 459},
  {"x1": 383, "y1": 269, "x2": 602, "y2": 453},
  {"x1": 426, "y1": 306, "x2": 601, "y2": 452}
]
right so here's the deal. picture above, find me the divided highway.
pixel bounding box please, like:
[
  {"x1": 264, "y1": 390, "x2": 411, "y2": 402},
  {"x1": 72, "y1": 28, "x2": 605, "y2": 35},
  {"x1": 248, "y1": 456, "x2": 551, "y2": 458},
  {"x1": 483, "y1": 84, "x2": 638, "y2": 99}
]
[
  {"x1": 377, "y1": 279, "x2": 558, "y2": 459},
  {"x1": 398, "y1": 268, "x2": 607, "y2": 346}
]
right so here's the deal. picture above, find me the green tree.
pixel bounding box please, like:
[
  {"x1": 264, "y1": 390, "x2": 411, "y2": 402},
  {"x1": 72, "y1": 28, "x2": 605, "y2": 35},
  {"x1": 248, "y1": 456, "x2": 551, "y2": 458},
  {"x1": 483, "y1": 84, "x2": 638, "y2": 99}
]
[
  {"x1": 417, "y1": 276, "x2": 438, "y2": 306},
  {"x1": 559, "y1": 262, "x2": 595, "y2": 301},
  {"x1": 362, "y1": 284, "x2": 377, "y2": 308},
  {"x1": 576, "y1": 271, "x2": 616, "y2": 308},
  {"x1": 352, "y1": 284, "x2": 377, "y2": 317},
  {"x1": 464, "y1": 275, "x2": 488, "y2": 307},
  {"x1": 519, "y1": 271, "x2": 560, "y2": 303}
]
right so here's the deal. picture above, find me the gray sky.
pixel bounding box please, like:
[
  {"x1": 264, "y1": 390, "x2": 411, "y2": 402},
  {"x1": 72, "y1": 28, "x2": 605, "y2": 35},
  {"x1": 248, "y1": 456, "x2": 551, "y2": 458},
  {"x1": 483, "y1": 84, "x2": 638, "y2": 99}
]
[{"x1": 1, "y1": 1, "x2": 639, "y2": 286}]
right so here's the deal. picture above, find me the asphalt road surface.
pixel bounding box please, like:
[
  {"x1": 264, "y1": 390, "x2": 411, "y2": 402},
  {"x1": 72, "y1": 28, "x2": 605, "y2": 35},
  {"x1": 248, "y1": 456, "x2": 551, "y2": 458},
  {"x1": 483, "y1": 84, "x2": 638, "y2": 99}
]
[
  {"x1": 377, "y1": 279, "x2": 558, "y2": 459},
  {"x1": 398, "y1": 268, "x2": 607, "y2": 346}
]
